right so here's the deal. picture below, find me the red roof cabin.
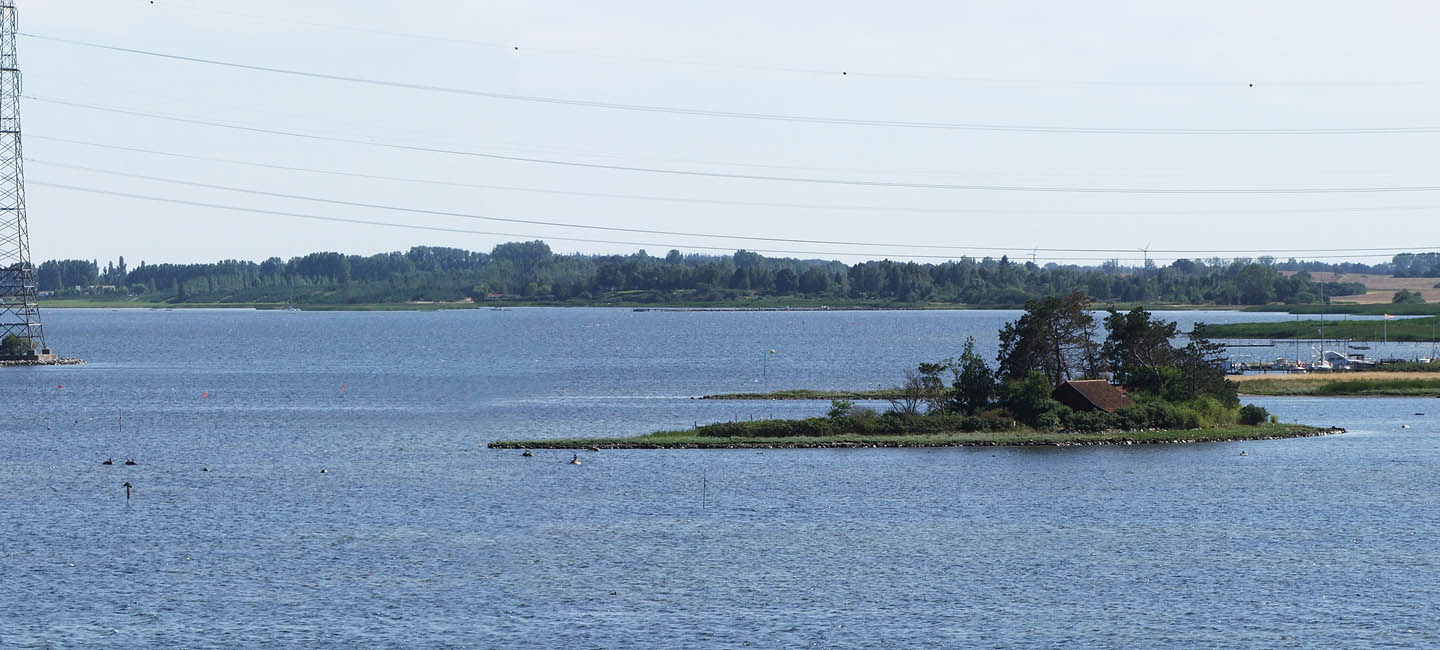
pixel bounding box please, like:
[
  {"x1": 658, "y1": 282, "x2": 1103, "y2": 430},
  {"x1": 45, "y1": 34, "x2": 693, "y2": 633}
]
[{"x1": 1052, "y1": 380, "x2": 1133, "y2": 413}]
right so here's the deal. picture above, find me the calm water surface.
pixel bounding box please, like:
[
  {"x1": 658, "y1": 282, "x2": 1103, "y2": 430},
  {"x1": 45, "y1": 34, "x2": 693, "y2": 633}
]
[{"x1": 2, "y1": 308, "x2": 1438, "y2": 648}]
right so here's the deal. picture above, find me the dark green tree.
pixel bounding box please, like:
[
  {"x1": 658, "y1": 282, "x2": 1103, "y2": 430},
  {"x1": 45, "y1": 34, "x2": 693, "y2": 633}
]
[
  {"x1": 1393, "y1": 289, "x2": 1426, "y2": 304},
  {"x1": 1, "y1": 333, "x2": 33, "y2": 357},
  {"x1": 1235, "y1": 264, "x2": 1278, "y2": 304},
  {"x1": 951, "y1": 336, "x2": 995, "y2": 415},
  {"x1": 1169, "y1": 328, "x2": 1239, "y2": 406},
  {"x1": 1102, "y1": 307, "x2": 1179, "y2": 395},
  {"x1": 997, "y1": 292, "x2": 1103, "y2": 386},
  {"x1": 774, "y1": 268, "x2": 799, "y2": 294},
  {"x1": 998, "y1": 370, "x2": 1065, "y2": 427}
]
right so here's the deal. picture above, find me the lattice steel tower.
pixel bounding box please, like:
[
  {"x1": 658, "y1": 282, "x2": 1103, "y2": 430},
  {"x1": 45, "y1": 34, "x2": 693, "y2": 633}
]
[{"x1": 0, "y1": 0, "x2": 48, "y2": 359}]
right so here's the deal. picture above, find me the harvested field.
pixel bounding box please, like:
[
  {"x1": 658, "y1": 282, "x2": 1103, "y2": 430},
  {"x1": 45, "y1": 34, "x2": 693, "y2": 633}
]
[{"x1": 1291, "y1": 272, "x2": 1440, "y2": 304}]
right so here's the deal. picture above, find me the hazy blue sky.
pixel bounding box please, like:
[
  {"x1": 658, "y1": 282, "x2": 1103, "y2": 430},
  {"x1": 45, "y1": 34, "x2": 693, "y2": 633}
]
[{"x1": 17, "y1": 0, "x2": 1440, "y2": 266}]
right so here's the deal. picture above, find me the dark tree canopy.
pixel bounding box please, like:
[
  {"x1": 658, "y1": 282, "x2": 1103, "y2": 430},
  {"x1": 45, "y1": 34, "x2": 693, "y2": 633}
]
[
  {"x1": 1, "y1": 333, "x2": 32, "y2": 356},
  {"x1": 997, "y1": 292, "x2": 1103, "y2": 387},
  {"x1": 951, "y1": 336, "x2": 996, "y2": 415},
  {"x1": 1102, "y1": 307, "x2": 1180, "y2": 395}
]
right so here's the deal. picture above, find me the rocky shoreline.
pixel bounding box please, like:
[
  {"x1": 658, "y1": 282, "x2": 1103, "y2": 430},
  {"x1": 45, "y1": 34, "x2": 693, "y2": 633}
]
[{"x1": 0, "y1": 357, "x2": 86, "y2": 367}]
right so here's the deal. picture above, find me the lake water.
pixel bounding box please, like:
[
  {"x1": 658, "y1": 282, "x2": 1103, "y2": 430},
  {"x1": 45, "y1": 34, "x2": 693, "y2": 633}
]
[{"x1": 2, "y1": 308, "x2": 1438, "y2": 648}]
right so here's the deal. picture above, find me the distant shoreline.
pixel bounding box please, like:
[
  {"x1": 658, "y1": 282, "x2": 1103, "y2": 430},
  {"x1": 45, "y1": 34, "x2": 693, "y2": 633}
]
[{"x1": 36, "y1": 298, "x2": 1248, "y2": 312}]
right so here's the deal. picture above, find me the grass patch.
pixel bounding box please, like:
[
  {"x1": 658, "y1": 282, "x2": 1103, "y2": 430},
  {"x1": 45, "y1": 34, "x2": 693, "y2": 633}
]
[
  {"x1": 490, "y1": 423, "x2": 1336, "y2": 449},
  {"x1": 1197, "y1": 316, "x2": 1440, "y2": 342},
  {"x1": 1243, "y1": 304, "x2": 1440, "y2": 316},
  {"x1": 1231, "y1": 373, "x2": 1440, "y2": 396}
]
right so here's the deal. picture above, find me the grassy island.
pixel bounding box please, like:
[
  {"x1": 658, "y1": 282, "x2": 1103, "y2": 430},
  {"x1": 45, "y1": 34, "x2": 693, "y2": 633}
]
[
  {"x1": 1196, "y1": 316, "x2": 1440, "y2": 342},
  {"x1": 1230, "y1": 372, "x2": 1440, "y2": 396},
  {"x1": 490, "y1": 423, "x2": 1339, "y2": 450}
]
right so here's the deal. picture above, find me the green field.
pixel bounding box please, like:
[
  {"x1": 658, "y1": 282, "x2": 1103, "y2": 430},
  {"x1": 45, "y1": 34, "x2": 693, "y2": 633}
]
[
  {"x1": 489, "y1": 423, "x2": 1336, "y2": 449},
  {"x1": 1197, "y1": 316, "x2": 1440, "y2": 342},
  {"x1": 1243, "y1": 304, "x2": 1440, "y2": 316}
]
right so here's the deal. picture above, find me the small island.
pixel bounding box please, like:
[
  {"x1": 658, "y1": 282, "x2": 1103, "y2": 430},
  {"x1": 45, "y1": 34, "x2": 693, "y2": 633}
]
[
  {"x1": 1196, "y1": 315, "x2": 1440, "y2": 342},
  {"x1": 489, "y1": 424, "x2": 1339, "y2": 450},
  {"x1": 493, "y1": 295, "x2": 1340, "y2": 450}
]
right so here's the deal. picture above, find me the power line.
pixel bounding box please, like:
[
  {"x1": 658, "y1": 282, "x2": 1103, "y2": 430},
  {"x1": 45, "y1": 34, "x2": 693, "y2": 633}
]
[
  {"x1": 30, "y1": 161, "x2": 1440, "y2": 258},
  {"x1": 36, "y1": 83, "x2": 1440, "y2": 179},
  {"x1": 96, "y1": 0, "x2": 1440, "y2": 88},
  {"x1": 28, "y1": 180, "x2": 1416, "y2": 262},
  {"x1": 36, "y1": 134, "x2": 1440, "y2": 217},
  {"x1": 32, "y1": 96, "x2": 1440, "y2": 194},
  {"x1": 29, "y1": 180, "x2": 1167, "y2": 262},
  {"x1": 23, "y1": 33, "x2": 1440, "y2": 135}
]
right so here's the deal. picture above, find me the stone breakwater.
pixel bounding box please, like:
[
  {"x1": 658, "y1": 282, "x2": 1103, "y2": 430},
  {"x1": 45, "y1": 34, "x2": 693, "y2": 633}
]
[{"x1": 0, "y1": 357, "x2": 85, "y2": 367}]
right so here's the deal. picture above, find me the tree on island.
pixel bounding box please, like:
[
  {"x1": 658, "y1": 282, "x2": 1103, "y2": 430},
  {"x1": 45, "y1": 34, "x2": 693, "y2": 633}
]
[
  {"x1": 1, "y1": 333, "x2": 33, "y2": 357},
  {"x1": 996, "y1": 292, "x2": 1103, "y2": 386},
  {"x1": 951, "y1": 337, "x2": 996, "y2": 415}
]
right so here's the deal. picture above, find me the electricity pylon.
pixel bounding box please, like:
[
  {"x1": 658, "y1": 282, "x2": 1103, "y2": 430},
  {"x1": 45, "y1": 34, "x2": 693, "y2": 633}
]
[{"x1": 0, "y1": 0, "x2": 49, "y2": 360}]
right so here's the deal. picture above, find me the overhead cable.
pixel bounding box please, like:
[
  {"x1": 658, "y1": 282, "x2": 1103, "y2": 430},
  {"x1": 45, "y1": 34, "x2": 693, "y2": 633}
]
[
  {"x1": 35, "y1": 135, "x2": 1440, "y2": 218},
  {"x1": 31, "y1": 180, "x2": 1174, "y2": 262},
  {"x1": 118, "y1": 0, "x2": 1438, "y2": 88},
  {"x1": 22, "y1": 33, "x2": 1440, "y2": 135},
  {"x1": 30, "y1": 163, "x2": 1440, "y2": 258},
  {"x1": 31, "y1": 96, "x2": 1440, "y2": 194}
]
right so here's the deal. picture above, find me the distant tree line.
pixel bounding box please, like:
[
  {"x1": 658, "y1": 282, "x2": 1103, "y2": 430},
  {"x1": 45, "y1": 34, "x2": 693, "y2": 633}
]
[
  {"x1": 1390, "y1": 253, "x2": 1440, "y2": 278},
  {"x1": 36, "y1": 241, "x2": 1423, "y2": 307}
]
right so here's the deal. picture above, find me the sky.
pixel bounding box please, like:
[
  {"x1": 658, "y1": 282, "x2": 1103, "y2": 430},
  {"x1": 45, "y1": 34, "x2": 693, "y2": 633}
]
[{"x1": 14, "y1": 0, "x2": 1440, "y2": 267}]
